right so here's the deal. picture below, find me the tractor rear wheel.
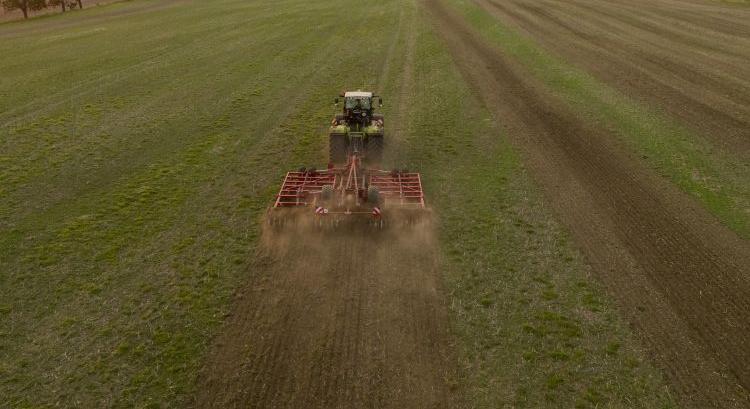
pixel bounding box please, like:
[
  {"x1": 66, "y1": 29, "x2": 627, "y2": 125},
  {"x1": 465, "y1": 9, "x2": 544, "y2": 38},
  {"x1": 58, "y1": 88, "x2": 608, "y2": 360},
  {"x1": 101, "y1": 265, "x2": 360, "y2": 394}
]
[
  {"x1": 329, "y1": 133, "x2": 348, "y2": 165},
  {"x1": 366, "y1": 135, "x2": 383, "y2": 165}
]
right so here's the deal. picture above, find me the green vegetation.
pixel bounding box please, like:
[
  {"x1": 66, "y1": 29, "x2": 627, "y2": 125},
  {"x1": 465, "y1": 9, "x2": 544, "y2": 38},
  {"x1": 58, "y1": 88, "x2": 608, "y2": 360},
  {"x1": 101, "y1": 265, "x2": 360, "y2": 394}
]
[
  {"x1": 1, "y1": 0, "x2": 673, "y2": 407},
  {"x1": 1, "y1": 0, "x2": 396, "y2": 405},
  {"x1": 447, "y1": 0, "x2": 750, "y2": 239},
  {"x1": 393, "y1": 9, "x2": 675, "y2": 408}
]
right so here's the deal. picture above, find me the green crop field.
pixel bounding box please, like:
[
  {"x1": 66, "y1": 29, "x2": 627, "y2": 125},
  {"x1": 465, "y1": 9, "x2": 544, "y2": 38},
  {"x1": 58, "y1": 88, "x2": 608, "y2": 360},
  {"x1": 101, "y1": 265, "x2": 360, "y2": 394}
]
[{"x1": 1, "y1": 0, "x2": 714, "y2": 407}]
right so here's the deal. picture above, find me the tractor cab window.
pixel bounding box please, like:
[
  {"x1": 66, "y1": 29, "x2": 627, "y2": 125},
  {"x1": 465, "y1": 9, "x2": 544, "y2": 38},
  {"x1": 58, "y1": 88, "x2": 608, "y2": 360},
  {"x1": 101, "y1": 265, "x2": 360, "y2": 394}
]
[{"x1": 345, "y1": 97, "x2": 371, "y2": 110}]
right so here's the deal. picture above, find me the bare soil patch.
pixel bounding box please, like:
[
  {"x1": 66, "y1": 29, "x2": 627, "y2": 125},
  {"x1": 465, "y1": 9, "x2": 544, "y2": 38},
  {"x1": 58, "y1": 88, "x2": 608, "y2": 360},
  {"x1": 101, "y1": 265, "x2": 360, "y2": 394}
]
[
  {"x1": 425, "y1": 0, "x2": 750, "y2": 407},
  {"x1": 192, "y1": 218, "x2": 462, "y2": 408}
]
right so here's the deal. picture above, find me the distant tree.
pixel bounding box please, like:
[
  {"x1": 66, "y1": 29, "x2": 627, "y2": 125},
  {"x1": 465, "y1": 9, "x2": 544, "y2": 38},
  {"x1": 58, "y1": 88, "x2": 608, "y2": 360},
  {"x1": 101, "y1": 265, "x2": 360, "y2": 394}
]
[
  {"x1": 1, "y1": 0, "x2": 47, "y2": 18},
  {"x1": 50, "y1": 0, "x2": 81, "y2": 12},
  {"x1": 48, "y1": 0, "x2": 66, "y2": 12},
  {"x1": 50, "y1": 0, "x2": 79, "y2": 12}
]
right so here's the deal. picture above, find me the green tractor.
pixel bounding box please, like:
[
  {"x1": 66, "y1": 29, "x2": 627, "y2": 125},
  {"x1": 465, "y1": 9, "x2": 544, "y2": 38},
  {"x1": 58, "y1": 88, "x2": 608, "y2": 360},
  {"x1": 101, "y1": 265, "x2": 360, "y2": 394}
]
[{"x1": 329, "y1": 91, "x2": 384, "y2": 166}]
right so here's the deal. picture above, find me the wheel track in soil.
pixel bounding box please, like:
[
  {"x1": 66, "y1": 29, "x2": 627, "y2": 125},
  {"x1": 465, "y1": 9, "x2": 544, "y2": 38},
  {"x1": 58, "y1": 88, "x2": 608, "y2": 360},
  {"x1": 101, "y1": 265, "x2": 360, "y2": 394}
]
[
  {"x1": 192, "y1": 224, "x2": 458, "y2": 408},
  {"x1": 376, "y1": 0, "x2": 418, "y2": 166},
  {"x1": 505, "y1": 0, "x2": 750, "y2": 95},
  {"x1": 603, "y1": 0, "x2": 750, "y2": 39},
  {"x1": 191, "y1": 7, "x2": 460, "y2": 404},
  {"x1": 475, "y1": 0, "x2": 750, "y2": 155},
  {"x1": 561, "y1": 0, "x2": 750, "y2": 64},
  {"x1": 424, "y1": 0, "x2": 750, "y2": 407}
]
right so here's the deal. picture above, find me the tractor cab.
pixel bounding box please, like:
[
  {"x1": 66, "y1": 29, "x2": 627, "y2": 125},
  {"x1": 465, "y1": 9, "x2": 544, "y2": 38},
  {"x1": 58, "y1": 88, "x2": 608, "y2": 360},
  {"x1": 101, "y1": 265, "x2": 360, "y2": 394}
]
[{"x1": 335, "y1": 91, "x2": 383, "y2": 128}]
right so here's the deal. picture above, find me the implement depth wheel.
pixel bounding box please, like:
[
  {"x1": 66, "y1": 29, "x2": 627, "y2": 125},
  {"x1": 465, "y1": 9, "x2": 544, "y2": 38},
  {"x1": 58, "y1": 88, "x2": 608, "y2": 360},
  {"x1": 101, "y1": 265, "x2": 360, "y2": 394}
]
[
  {"x1": 321, "y1": 184, "x2": 334, "y2": 202},
  {"x1": 367, "y1": 185, "x2": 380, "y2": 205}
]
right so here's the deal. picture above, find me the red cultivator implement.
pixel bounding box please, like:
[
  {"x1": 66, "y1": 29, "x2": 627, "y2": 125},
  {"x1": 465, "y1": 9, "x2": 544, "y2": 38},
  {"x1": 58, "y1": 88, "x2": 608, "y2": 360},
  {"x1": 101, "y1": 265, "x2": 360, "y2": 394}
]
[{"x1": 268, "y1": 154, "x2": 426, "y2": 229}]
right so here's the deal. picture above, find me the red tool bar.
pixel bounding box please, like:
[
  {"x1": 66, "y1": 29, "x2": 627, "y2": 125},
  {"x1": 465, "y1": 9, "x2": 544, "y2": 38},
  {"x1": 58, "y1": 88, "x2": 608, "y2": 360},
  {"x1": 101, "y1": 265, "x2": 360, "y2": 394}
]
[
  {"x1": 274, "y1": 171, "x2": 337, "y2": 207},
  {"x1": 369, "y1": 172, "x2": 425, "y2": 208},
  {"x1": 273, "y1": 166, "x2": 425, "y2": 209}
]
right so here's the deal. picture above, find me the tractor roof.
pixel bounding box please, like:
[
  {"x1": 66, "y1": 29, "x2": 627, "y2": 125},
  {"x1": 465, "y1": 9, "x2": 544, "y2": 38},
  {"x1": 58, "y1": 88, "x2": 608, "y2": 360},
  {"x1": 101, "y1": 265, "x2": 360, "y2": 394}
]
[{"x1": 344, "y1": 91, "x2": 373, "y2": 98}]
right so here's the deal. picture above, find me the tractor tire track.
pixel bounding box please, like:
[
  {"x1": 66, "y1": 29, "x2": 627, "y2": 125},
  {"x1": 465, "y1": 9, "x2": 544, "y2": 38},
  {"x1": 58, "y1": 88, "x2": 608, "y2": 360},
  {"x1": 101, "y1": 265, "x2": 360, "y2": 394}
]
[
  {"x1": 389, "y1": 14, "x2": 418, "y2": 165},
  {"x1": 473, "y1": 0, "x2": 750, "y2": 155},
  {"x1": 192, "y1": 225, "x2": 459, "y2": 408},
  {"x1": 192, "y1": 7, "x2": 462, "y2": 406},
  {"x1": 602, "y1": 0, "x2": 750, "y2": 39},
  {"x1": 424, "y1": 0, "x2": 750, "y2": 407}
]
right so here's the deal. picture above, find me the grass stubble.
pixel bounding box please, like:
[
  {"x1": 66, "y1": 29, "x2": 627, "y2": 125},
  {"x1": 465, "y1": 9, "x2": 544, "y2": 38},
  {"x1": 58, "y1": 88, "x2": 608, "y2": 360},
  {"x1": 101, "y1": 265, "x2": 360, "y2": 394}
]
[{"x1": 0, "y1": 0, "x2": 676, "y2": 407}]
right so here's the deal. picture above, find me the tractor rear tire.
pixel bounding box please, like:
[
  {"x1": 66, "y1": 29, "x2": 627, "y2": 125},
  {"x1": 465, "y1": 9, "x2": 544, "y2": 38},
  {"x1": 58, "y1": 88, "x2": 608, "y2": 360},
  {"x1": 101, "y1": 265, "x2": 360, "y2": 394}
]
[
  {"x1": 367, "y1": 135, "x2": 383, "y2": 165},
  {"x1": 329, "y1": 134, "x2": 348, "y2": 165}
]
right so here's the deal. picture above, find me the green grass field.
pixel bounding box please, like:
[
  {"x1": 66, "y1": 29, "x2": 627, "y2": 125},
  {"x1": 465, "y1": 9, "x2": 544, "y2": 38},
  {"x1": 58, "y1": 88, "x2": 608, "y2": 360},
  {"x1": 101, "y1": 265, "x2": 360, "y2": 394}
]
[
  {"x1": 447, "y1": 0, "x2": 750, "y2": 240},
  {"x1": 1, "y1": 0, "x2": 677, "y2": 407}
]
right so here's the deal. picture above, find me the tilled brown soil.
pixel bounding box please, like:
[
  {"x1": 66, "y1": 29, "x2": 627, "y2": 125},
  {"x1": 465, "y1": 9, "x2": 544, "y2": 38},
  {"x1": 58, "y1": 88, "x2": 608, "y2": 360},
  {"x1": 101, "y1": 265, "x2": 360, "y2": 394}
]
[
  {"x1": 473, "y1": 0, "x2": 750, "y2": 155},
  {"x1": 191, "y1": 5, "x2": 464, "y2": 406},
  {"x1": 425, "y1": 0, "x2": 750, "y2": 407},
  {"x1": 192, "y1": 222, "x2": 460, "y2": 408}
]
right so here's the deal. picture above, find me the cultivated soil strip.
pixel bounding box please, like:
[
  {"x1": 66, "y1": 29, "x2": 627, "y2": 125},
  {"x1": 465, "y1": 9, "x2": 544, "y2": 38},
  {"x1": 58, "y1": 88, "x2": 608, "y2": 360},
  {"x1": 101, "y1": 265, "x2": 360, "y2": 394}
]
[
  {"x1": 192, "y1": 7, "x2": 461, "y2": 406},
  {"x1": 425, "y1": 0, "x2": 750, "y2": 407},
  {"x1": 192, "y1": 224, "x2": 459, "y2": 408},
  {"x1": 474, "y1": 0, "x2": 750, "y2": 155}
]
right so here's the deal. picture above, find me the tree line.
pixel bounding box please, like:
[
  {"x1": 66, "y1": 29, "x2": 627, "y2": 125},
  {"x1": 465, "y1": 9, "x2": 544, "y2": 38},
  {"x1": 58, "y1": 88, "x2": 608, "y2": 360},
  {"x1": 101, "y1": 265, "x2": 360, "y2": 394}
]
[{"x1": 2, "y1": 0, "x2": 84, "y2": 19}]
